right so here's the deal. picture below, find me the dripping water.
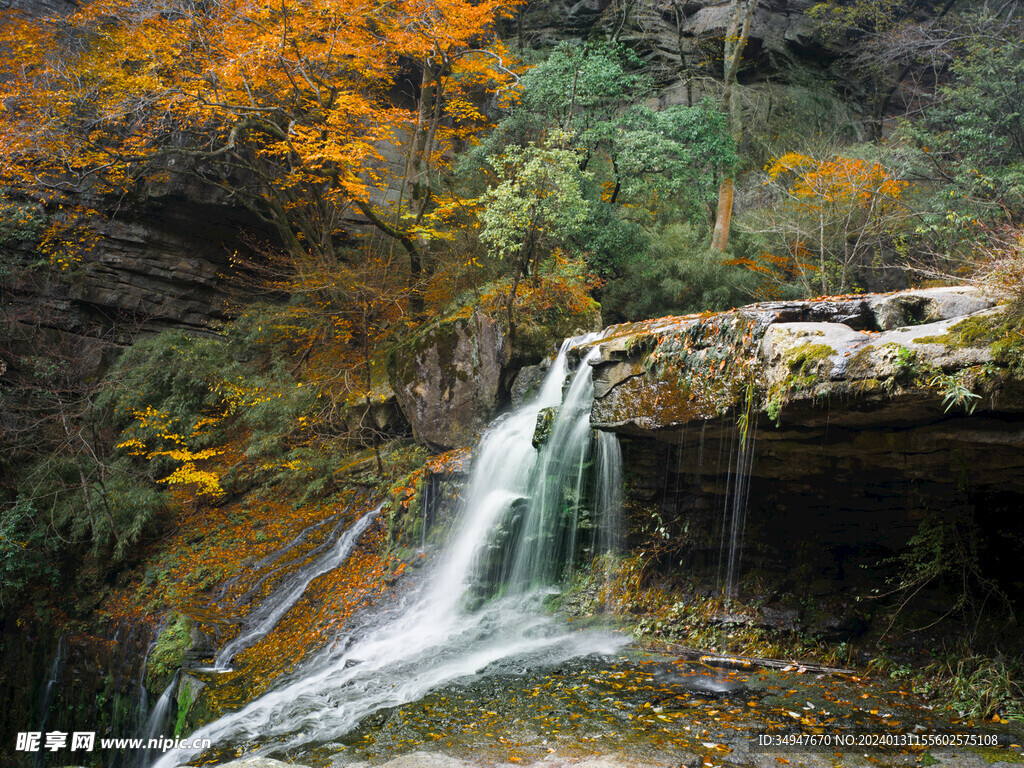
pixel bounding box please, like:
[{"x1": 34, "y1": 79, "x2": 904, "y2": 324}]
[{"x1": 721, "y1": 420, "x2": 758, "y2": 602}]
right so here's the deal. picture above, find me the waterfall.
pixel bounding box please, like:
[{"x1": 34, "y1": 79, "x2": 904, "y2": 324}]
[
  {"x1": 36, "y1": 633, "x2": 65, "y2": 731},
  {"x1": 34, "y1": 633, "x2": 66, "y2": 768},
  {"x1": 153, "y1": 332, "x2": 625, "y2": 768},
  {"x1": 213, "y1": 507, "x2": 381, "y2": 670},
  {"x1": 132, "y1": 673, "x2": 179, "y2": 768},
  {"x1": 720, "y1": 422, "x2": 758, "y2": 601}
]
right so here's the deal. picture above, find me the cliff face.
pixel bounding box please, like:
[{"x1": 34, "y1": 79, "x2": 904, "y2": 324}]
[
  {"x1": 519, "y1": 0, "x2": 845, "y2": 93},
  {"x1": 0, "y1": 0, "x2": 75, "y2": 14},
  {"x1": 1, "y1": 191, "x2": 278, "y2": 406},
  {"x1": 562, "y1": 287, "x2": 1024, "y2": 615}
]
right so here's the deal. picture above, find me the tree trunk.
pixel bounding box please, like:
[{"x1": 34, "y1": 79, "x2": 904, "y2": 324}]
[{"x1": 710, "y1": 0, "x2": 756, "y2": 253}]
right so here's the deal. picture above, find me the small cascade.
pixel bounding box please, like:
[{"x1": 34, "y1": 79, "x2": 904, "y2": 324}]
[
  {"x1": 231, "y1": 511, "x2": 347, "y2": 608},
  {"x1": 154, "y1": 332, "x2": 625, "y2": 768},
  {"x1": 213, "y1": 506, "x2": 381, "y2": 669},
  {"x1": 136, "y1": 628, "x2": 160, "y2": 727},
  {"x1": 35, "y1": 632, "x2": 65, "y2": 731},
  {"x1": 34, "y1": 633, "x2": 66, "y2": 767},
  {"x1": 133, "y1": 673, "x2": 179, "y2": 768}
]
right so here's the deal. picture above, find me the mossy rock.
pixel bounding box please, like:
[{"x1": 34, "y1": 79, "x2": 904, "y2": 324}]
[
  {"x1": 147, "y1": 613, "x2": 191, "y2": 692},
  {"x1": 533, "y1": 406, "x2": 558, "y2": 448},
  {"x1": 174, "y1": 673, "x2": 209, "y2": 737}
]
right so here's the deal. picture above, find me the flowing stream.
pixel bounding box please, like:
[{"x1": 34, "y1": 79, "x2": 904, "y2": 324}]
[
  {"x1": 155, "y1": 332, "x2": 625, "y2": 767},
  {"x1": 213, "y1": 507, "x2": 381, "y2": 670}
]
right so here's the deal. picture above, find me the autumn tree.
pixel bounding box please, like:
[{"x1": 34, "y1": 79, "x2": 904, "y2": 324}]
[
  {"x1": 751, "y1": 150, "x2": 911, "y2": 295},
  {"x1": 0, "y1": 0, "x2": 520, "y2": 312}
]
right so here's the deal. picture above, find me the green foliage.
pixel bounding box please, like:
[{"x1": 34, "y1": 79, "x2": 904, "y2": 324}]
[
  {"x1": 928, "y1": 371, "x2": 981, "y2": 414},
  {"x1": 601, "y1": 223, "x2": 757, "y2": 321},
  {"x1": 929, "y1": 650, "x2": 1024, "y2": 720},
  {"x1": 609, "y1": 104, "x2": 737, "y2": 219},
  {"x1": 100, "y1": 331, "x2": 239, "y2": 446},
  {"x1": 0, "y1": 193, "x2": 44, "y2": 247},
  {"x1": 896, "y1": 34, "x2": 1024, "y2": 260},
  {"x1": 0, "y1": 496, "x2": 57, "y2": 606},
  {"x1": 479, "y1": 133, "x2": 591, "y2": 275},
  {"x1": 477, "y1": 41, "x2": 649, "y2": 154},
  {"x1": 571, "y1": 192, "x2": 649, "y2": 277},
  {"x1": 879, "y1": 508, "x2": 1012, "y2": 629},
  {"x1": 102, "y1": 319, "x2": 315, "y2": 464}
]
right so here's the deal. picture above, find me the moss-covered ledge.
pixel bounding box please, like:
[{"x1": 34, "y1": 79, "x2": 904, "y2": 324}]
[{"x1": 585, "y1": 287, "x2": 1021, "y2": 436}]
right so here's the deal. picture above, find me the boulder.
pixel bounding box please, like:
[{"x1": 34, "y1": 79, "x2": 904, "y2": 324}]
[{"x1": 391, "y1": 309, "x2": 511, "y2": 450}]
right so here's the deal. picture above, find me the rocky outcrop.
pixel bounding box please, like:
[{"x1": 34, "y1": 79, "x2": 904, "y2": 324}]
[
  {"x1": 520, "y1": 0, "x2": 844, "y2": 90},
  {"x1": 391, "y1": 309, "x2": 511, "y2": 450},
  {"x1": 391, "y1": 299, "x2": 601, "y2": 450},
  {"x1": 584, "y1": 287, "x2": 1024, "y2": 607},
  {"x1": 587, "y1": 286, "x2": 1020, "y2": 438}
]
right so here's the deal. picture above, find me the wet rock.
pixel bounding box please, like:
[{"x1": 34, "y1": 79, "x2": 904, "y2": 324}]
[
  {"x1": 533, "y1": 407, "x2": 558, "y2": 448},
  {"x1": 391, "y1": 300, "x2": 600, "y2": 449},
  {"x1": 758, "y1": 607, "x2": 800, "y2": 632},
  {"x1": 339, "y1": 753, "x2": 470, "y2": 768},
  {"x1": 867, "y1": 286, "x2": 996, "y2": 330},
  {"x1": 511, "y1": 364, "x2": 547, "y2": 407},
  {"x1": 337, "y1": 753, "x2": 697, "y2": 768},
  {"x1": 656, "y1": 672, "x2": 748, "y2": 698}
]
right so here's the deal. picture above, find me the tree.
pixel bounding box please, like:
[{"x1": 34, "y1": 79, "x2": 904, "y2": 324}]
[
  {"x1": 710, "y1": 0, "x2": 757, "y2": 253},
  {"x1": 752, "y1": 150, "x2": 911, "y2": 295},
  {"x1": 0, "y1": 0, "x2": 520, "y2": 312},
  {"x1": 474, "y1": 42, "x2": 735, "y2": 219},
  {"x1": 479, "y1": 133, "x2": 590, "y2": 335}
]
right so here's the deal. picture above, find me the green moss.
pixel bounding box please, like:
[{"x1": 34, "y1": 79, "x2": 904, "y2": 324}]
[
  {"x1": 147, "y1": 613, "x2": 191, "y2": 691},
  {"x1": 786, "y1": 343, "x2": 834, "y2": 375},
  {"x1": 914, "y1": 313, "x2": 1000, "y2": 349},
  {"x1": 971, "y1": 747, "x2": 1024, "y2": 763},
  {"x1": 914, "y1": 311, "x2": 1024, "y2": 378},
  {"x1": 174, "y1": 680, "x2": 193, "y2": 737},
  {"x1": 176, "y1": 679, "x2": 216, "y2": 735}
]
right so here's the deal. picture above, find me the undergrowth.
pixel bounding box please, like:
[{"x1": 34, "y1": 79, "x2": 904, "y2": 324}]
[{"x1": 564, "y1": 555, "x2": 1024, "y2": 722}]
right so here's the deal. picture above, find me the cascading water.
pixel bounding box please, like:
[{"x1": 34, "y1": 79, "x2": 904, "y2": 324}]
[
  {"x1": 213, "y1": 507, "x2": 381, "y2": 670},
  {"x1": 154, "y1": 332, "x2": 625, "y2": 768},
  {"x1": 716, "y1": 422, "x2": 758, "y2": 602},
  {"x1": 133, "y1": 673, "x2": 178, "y2": 768}
]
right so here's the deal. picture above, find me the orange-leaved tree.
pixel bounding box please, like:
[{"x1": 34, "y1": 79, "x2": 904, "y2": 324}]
[
  {"x1": 0, "y1": 0, "x2": 520, "y2": 310},
  {"x1": 751, "y1": 151, "x2": 911, "y2": 295}
]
